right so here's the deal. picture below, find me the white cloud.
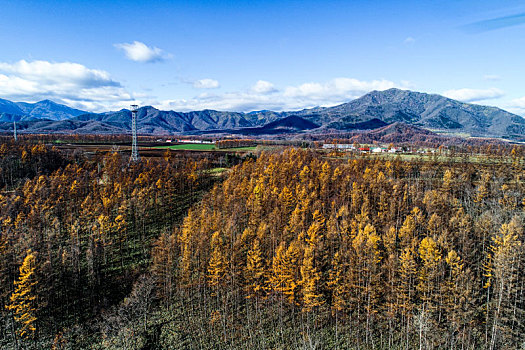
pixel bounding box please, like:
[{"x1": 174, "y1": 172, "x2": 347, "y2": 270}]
[
  {"x1": 442, "y1": 88, "x2": 504, "y2": 102},
  {"x1": 251, "y1": 80, "x2": 277, "y2": 94},
  {"x1": 0, "y1": 63, "x2": 415, "y2": 115},
  {"x1": 0, "y1": 60, "x2": 133, "y2": 112},
  {"x1": 404, "y1": 37, "x2": 415, "y2": 44},
  {"x1": 156, "y1": 77, "x2": 404, "y2": 112},
  {"x1": 114, "y1": 41, "x2": 171, "y2": 63},
  {"x1": 193, "y1": 78, "x2": 220, "y2": 89},
  {"x1": 0, "y1": 60, "x2": 119, "y2": 89}
]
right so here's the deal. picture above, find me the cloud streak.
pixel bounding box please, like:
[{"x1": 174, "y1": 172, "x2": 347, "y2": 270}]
[
  {"x1": 463, "y1": 13, "x2": 525, "y2": 33},
  {"x1": 114, "y1": 41, "x2": 171, "y2": 63},
  {"x1": 193, "y1": 79, "x2": 220, "y2": 89}
]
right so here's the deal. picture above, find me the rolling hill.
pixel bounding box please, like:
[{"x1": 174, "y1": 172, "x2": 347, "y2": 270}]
[{"x1": 190, "y1": 115, "x2": 321, "y2": 135}]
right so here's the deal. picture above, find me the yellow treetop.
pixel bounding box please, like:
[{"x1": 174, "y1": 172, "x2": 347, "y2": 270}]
[
  {"x1": 245, "y1": 239, "x2": 266, "y2": 298},
  {"x1": 207, "y1": 231, "x2": 227, "y2": 290},
  {"x1": 300, "y1": 246, "x2": 324, "y2": 312},
  {"x1": 6, "y1": 250, "x2": 38, "y2": 339}
]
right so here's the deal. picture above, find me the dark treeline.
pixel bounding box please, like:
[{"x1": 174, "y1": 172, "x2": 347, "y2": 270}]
[
  {"x1": 0, "y1": 134, "x2": 174, "y2": 145},
  {"x1": 146, "y1": 148, "x2": 525, "y2": 349},
  {"x1": 0, "y1": 141, "x2": 70, "y2": 190}
]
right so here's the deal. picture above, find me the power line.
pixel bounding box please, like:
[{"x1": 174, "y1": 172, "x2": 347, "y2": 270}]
[{"x1": 130, "y1": 105, "x2": 140, "y2": 162}]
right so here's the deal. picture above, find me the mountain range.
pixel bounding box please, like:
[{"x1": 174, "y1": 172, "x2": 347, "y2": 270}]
[{"x1": 1, "y1": 89, "x2": 524, "y2": 140}]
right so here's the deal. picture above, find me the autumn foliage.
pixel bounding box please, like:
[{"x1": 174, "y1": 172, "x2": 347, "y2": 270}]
[
  {"x1": 0, "y1": 143, "x2": 215, "y2": 346},
  {"x1": 1, "y1": 139, "x2": 524, "y2": 348},
  {"x1": 152, "y1": 148, "x2": 525, "y2": 349}
]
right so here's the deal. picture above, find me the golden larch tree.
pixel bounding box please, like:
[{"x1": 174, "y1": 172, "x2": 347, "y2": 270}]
[
  {"x1": 245, "y1": 238, "x2": 266, "y2": 299},
  {"x1": 6, "y1": 250, "x2": 38, "y2": 339},
  {"x1": 300, "y1": 246, "x2": 324, "y2": 312},
  {"x1": 417, "y1": 237, "x2": 442, "y2": 311},
  {"x1": 485, "y1": 218, "x2": 523, "y2": 350},
  {"x1": 207, "y1": 231, "x2": 228, "y2": 292},
  {"x1": 269, "y1": 241, "x2": 302, "y2": 304},
  {"x1": 398, "y1": 247, "x2": 417, "y2": 317},
  {"x1": 328, "y1": 251, "x2": 348, "y2": 314}
]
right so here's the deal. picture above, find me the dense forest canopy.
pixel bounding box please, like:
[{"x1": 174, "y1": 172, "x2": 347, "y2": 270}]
[
  {"x1": 148, "y1": 148, "x2": 524, "y2": 349},
  {"x1": 0, "y1": 139, "x2": 524, "y2": 349},
  {"x1": 0, "y1": 141, "x2": 218, "y2": 348}
]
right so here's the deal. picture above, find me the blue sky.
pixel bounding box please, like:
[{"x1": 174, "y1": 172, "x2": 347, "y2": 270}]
[{"x1": 1, "y1": 0, "x2": 525, "y2": 115}]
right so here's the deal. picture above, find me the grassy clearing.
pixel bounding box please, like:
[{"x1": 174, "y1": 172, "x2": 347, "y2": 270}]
[{"x1": 207, "y1": 167, "x2": 228, "y2": 175}]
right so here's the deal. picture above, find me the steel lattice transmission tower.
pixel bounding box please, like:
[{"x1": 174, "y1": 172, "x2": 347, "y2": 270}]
[{"x1": 130, "y1": 104, "x2": 140, "y2": 162}]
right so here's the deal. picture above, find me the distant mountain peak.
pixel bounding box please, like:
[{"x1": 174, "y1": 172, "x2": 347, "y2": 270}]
[
  {"x1": 37, "y1": 99, "x2": 57, "y2": 104},
  {"x1": 299, "y1": 88, "x2": 524, "y2": 139}
]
